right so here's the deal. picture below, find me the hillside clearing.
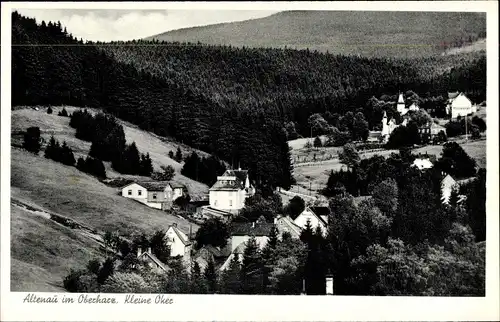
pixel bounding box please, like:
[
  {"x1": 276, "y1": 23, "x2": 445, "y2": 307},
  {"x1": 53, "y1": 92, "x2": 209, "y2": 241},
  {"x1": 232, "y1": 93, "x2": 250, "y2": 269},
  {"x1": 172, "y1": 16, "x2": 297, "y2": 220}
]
[
  {"x1": 11, "y1": 106, "x2": 210, "y2": 199},
  {"x1": 11, "y1": 147, "x2": 197, "y2": 238},
  {"x1": 10, "y1": 204, "x2": 104, "y2": 292}
]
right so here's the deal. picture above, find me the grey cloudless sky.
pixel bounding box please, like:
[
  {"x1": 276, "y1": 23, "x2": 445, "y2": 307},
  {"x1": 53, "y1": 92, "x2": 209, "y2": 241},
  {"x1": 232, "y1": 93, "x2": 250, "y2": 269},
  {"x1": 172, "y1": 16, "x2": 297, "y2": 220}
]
[{"x1": 15, "y1": 9, "x2": 280, "y2": 42}]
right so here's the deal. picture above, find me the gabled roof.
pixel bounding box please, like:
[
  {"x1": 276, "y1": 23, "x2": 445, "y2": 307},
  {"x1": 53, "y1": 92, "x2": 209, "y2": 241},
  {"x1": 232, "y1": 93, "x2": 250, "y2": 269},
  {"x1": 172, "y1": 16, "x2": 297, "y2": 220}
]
[
  {"x1": 310, "y1": 206, "x2": 330, "y2": 218},
  {"x1": 224, "y1": 169, "x2": 249, "y2": 182},
  {"x1": 209, "y1": 169, "x2": 251, "y2": 191},
  {"x1": 122, "y1": 181, "x2": 186, "y2": 192},
  {"x1": 138, "y1": 251, "x2": 169, "y2": 272},
  {"x1": 169, "y1": 182, "x2": 186, "y2": 189},
  {"x1": 230, "y1": 222, "x2": 274, "y2": 236},
  {"x1": 167, "y1": 225, "x2": 192, "y2": 246},
  {"x1": 448, "y1": 92, "x2": 460, "y2": 100},
  {"x1": 296, "y1": 207, "x2": 328, "y2": 227},
  {"x1": 195, "y1": 244, "x2": 228, "y2": 258},
  {"x1": 275, "y1": 216, "x2": 302, "y2": 237}
]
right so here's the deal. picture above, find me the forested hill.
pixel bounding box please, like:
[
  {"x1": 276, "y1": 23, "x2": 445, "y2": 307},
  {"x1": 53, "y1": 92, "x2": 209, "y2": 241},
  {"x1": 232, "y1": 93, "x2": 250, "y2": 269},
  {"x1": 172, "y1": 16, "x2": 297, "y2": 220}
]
[
  {"x1": 98, "y1": 40, "x2": 485, "y2": 132},
  {"x1": 11, "y1": 11, "x2": 485, "y2": 189},
  {"x1": 146, "y1": 10, "x2": 486, "y2": 58},
  {"x1": 11, "y1": 12, "x2": 294, "y2": 190}
]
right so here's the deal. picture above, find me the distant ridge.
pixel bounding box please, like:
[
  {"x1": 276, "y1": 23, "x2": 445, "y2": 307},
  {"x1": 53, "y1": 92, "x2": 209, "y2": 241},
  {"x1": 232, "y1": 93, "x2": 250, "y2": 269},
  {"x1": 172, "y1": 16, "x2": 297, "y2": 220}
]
[{"x1": 146, "y1": 10, "x2": 486, "y2": 58}]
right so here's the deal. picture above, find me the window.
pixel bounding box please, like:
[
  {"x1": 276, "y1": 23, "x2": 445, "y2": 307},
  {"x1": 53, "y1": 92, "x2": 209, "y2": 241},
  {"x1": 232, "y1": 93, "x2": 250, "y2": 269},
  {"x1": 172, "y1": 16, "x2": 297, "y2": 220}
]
[
  {"x1": 214, "y1": 200, "x2": 218, "y2": 207},
  {"x1": 229, "y1": 200, "x2": 233, "y2": 207},
  {"x1": 138, "y1": 190, "x2": 142, "y2": 196},
  {"x1": 153, "y1": 193, "x2": 157, "y2": 200},
  {"x1": 128, "y1": 190, "x2": 132, "y2": 196}
]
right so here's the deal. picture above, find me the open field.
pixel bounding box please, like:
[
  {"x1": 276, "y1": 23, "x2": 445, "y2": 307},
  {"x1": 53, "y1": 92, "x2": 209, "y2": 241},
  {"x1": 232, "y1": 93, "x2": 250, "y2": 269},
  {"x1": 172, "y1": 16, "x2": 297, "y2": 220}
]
[
  {"x1": 11, "y1": 147, "x2": 197, "y2": 237},
  {"x1": 10, "y1": 204, "x2": 104, "y2": 292},
  {"x1": 291, "y1": 138, "x2": 486, "y2": 198},
  {"x1": 11, "y1": 106, "x2": 210, "y2": 199}
]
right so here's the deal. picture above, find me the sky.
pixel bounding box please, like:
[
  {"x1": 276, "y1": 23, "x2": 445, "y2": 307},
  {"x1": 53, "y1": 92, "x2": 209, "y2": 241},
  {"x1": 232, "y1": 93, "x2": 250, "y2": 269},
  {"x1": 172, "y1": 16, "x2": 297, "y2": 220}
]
[{"x1": 15, "y1": 9, "x2": 280, "y2": 42}]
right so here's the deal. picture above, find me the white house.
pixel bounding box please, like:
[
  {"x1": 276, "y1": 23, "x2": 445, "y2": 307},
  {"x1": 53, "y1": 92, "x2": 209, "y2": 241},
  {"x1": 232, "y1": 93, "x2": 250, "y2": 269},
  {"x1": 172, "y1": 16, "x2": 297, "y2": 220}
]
[
  {"x1": 408, "y1": 102, "x2": 420, "y2": 112},
  {"x1": 121, "y1": 181, "x2": 186, "y2": 210},
  {"x1": 229, "y1": 220, "x2": 273, "y2": 252},
  {"x1": 441, "y1": 174, "x2": 458, "y2": 204},
  {"x1": 294, "y1": 206, "x2": 329, "y2": 236},
  {"x1": 165, "y1": 223, "x2": 192, "y2": 258},
  {"x1": 412, "y1": 158, "x2": 434, "y2": 170},
  {"x1": 208, "y1": 169, "x2": 255, "y2": 213},
  {"x1": 219, "y1": 219, "x2": 274, "y2": 272},
  {"x1": 446, "y1": 92, "x2": 477, "y2": 119}
]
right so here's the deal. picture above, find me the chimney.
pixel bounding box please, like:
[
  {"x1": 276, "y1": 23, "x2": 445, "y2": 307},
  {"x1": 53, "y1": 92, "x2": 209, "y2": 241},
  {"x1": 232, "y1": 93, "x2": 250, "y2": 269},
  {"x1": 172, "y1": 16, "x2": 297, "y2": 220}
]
[
  {"x1": 147, "y1": 247, "x2": 152, "y2": 254},
  {"x1": 137, "y1": 247, "x2": 142, "y2": 258},
  {"x1": 252, "y1": 222, "x2": 255, "y2": 228},
  {"x1": 325, "y1": 270, "x2": 334, "y2": 295},
  {"x1": 172, "y1": 223, "x2": 177, "y2": 228}
]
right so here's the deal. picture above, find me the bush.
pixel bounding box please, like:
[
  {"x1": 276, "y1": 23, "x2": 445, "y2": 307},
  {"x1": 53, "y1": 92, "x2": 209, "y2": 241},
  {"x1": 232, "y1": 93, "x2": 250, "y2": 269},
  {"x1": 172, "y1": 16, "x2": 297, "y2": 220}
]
[
  {"x1": 313, "y1": 136, "x2": 323, "y2": 148},
  {"x1": 471, "y1": 116, "x2": 486, "y2": 132}
]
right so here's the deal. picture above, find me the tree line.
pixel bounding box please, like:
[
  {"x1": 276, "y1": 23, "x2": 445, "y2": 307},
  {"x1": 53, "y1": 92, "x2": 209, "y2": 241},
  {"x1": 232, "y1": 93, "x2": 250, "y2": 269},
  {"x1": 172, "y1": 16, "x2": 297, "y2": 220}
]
[
  {"x1": 181, "y1": 152, "x2": 227, "y2": 186},
  {"x1": 69, "y1": 109, "x2": 153, "y2": 176},
  {"x1": 22, "y1": 126, "x2": 107, "y2": 179},
  {"x1": 11, "y1": 11, "x2": 294, "y2": 190},
  {"x1": 12, "y1": 11, "x2": 485, "y2": 189}
]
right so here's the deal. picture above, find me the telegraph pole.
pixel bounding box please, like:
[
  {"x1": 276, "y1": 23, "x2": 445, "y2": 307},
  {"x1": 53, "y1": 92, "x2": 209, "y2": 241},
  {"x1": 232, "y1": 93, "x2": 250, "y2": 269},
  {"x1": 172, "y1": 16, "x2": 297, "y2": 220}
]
[{"x1": 465, "y1": 114, "x2": 468, "y2": 141}]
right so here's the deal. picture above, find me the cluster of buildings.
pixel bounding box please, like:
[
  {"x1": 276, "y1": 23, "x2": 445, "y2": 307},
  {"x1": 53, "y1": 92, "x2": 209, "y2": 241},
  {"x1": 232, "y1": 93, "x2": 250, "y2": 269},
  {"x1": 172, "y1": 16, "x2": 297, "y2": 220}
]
[
  {"x1": 123, "y1": 157, "x2": 473, "y2": 284},
  {"x1": 368, "y1": 91, "x2": 478, "y2": 144},
  {"x1": 120, "y1": 89, "x2": 482, "y2": 278}
]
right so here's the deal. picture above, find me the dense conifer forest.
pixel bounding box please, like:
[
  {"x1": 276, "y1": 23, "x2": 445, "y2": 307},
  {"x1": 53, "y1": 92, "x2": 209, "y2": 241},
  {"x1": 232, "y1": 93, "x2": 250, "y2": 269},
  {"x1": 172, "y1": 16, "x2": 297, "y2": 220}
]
[{"x1": 11, "y1": 11, "x2": 485, "y2": 189}]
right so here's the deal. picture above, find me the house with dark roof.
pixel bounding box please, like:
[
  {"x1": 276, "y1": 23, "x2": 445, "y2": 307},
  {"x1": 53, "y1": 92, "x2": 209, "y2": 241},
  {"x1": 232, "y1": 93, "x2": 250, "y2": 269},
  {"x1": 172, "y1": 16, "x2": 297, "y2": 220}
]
[
  {"x1": 192, "y1": 244, "x2": 231, "y2": 271},
  {"x1": 137, "y1": 247, "x2": 170, "y2": 273},
  {"x1": 229, "y1": 218, "x2": 274, "y2": 252},
  {"x1": 165, "y1": 223, "x2": 192, "y2": 258},
  {"x1": 121, "y1": 181, "x2": 187, "y2": 210},
  {"x1": 207, "y1": 168, "x2": 255, "y2": 216},
  {"x1": 294, "y1": 206, "x2": 329, "y2": 236}
]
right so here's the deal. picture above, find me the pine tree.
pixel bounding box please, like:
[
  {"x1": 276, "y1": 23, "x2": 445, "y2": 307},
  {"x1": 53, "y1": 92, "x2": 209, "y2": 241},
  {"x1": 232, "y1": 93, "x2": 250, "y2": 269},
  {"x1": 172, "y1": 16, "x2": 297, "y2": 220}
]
[
  {"x1": 139, "y1": 153, "x2": 153, "y2": 176},
  {"x1": 240, "y1": 237, "x2": 264, "y2": 294},
  {"x1": 300, "y1": 219, "x2": 314, "y2": 244},
  {"x1": 220, "y1": 254, "x2": 242, "y2": 294},
  {"x1": 44, "y1": 135, "x2": 57, "y2": 159},
  {"x1": 23, "y1": 127, "x2": 41, "y2": 154},
  {"x1": 203, "y1": 258, "x2": 218, "y2": 294},
  {"x1": 190, "y1": 261, "x2": 207, "y2": 294},
  {"x1": 60, "y1": 141, "x2": 75, "y2": 166},
  {"x1": 47, "y1": 106, "x2": 53, "y2": 114},
  {"x1": 175, "y1": 147, "x2": 183, "y2": 163}
]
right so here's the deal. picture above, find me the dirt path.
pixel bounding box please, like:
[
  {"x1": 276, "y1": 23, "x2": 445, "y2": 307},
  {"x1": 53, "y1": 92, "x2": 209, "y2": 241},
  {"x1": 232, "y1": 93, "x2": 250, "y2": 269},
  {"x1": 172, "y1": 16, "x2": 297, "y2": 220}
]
[{"x1": 12, "y1": 198, "x2": 107, "y2": 249}]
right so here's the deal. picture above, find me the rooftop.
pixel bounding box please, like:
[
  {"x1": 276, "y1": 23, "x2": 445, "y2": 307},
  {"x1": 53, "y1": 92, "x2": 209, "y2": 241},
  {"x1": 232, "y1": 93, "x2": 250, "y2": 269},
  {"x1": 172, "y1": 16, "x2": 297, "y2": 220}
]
[
  {"x1": 210, "y1": 169, "x2": 251, "y2": 191},
  {"x1": 124, "y1": 181, "x2": 185, "y2": 191},
  {"x1": 230, "y1": 222, "x2": 274, "y2": 236}
]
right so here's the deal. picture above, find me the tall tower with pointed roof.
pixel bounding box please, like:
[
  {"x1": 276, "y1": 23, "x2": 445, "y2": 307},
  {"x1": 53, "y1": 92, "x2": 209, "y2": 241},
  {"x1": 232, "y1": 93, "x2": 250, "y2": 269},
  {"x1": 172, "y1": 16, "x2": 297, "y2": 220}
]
[
  {"x1": 397, "y1": 92, "x2": 406, "y2": 114},
  {"x1": 381, "y1": 111, "x2": 389, "y2": 137}
]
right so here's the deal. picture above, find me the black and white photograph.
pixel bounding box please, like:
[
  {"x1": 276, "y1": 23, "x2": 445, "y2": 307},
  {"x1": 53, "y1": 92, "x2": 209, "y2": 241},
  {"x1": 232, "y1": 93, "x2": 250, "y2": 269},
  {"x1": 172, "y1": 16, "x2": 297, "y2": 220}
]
[{"x1": 1, "y1": 1, "x2": 499, "y2": 321}]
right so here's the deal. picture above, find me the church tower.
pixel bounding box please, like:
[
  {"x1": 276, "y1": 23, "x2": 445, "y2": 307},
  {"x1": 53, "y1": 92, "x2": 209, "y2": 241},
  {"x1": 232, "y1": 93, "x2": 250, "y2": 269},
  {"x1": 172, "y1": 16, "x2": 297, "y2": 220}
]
[
  {"x1": 397, "y1": 92, "x2": 406, "y2": 114},
  {"x1": 381, "y1": 111, "x2": 389, "y2": 137}
]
